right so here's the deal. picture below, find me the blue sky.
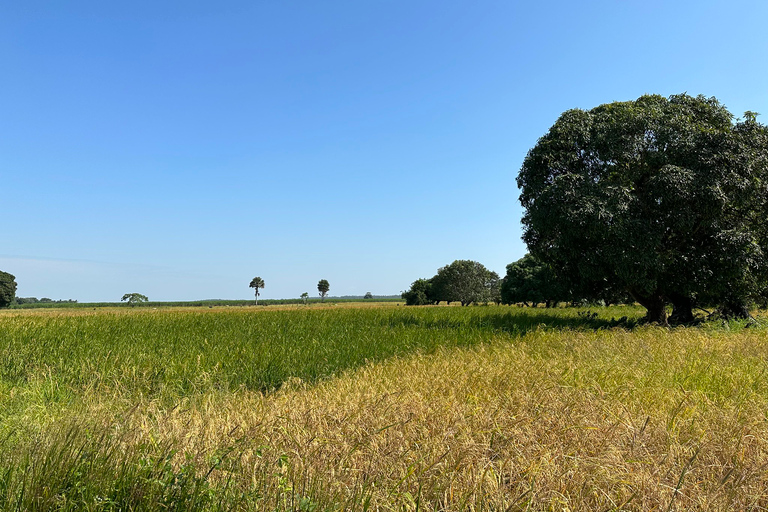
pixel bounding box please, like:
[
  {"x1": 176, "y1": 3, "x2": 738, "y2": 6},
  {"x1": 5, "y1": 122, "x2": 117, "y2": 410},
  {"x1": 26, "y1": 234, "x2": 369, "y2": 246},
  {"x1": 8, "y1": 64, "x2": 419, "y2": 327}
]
[{"x1": 2, "y1": 0, "x2": 767, "y2": 301}]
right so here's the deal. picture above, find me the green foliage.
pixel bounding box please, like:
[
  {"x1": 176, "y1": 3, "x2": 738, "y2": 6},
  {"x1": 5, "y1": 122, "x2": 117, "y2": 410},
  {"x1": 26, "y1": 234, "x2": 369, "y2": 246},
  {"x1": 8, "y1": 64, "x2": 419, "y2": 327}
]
[
  {"x1": 401, "y1": 278, "x2": 434, "y2": 305},
  {"x1": 0, "y1": 271, "x2": 17, "y2": 308},
  {"x1": 430, "y1": 260, "x2": 499, "y2": 306},
  {"x1": 249, "y1": 276, "x2": 265, "y2": 305},
  {"x1": 487, "y1": 271, "x2": 502, "y2": 305},
  {"x1": 121, "y1": 293, "x2": 149, "y2": 306},
  {"x1": 501, "y1": 254, "x2": 568, "y2": 306},
  {"x1": 317, "y1": 280, "x2": 330, "y2": 302},
  {"x1": 15, "y1": 297, "x2": 77, "y2": 305},
  {"x1": 403, "y1": 261, "x2": 500, "y2": 306},
  {"x1": 0, "y1": 424, "x2": 228, "y2": 511},
  {"x1": 300, "y1": 292, "x2": 309, "y2": 304},
  {"x1": 364, "y1": 292, "x2": 373, "y2": 299},
  {"x1": 518, "y1": 93, "x2": 768, "y2": 323}
]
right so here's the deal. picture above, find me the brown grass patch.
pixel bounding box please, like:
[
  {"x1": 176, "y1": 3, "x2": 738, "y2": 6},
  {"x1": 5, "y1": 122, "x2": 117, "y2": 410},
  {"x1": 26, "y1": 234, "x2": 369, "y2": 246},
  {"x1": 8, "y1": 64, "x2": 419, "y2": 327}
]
[{"x1": 91, "y1": 327, "x2": 768, "y2": 510}]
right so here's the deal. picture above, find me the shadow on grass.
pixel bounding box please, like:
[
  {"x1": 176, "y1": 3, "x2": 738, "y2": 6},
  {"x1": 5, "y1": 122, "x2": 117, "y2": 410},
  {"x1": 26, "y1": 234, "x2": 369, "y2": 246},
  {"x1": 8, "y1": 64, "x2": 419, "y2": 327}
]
[
  {"x1": 469, "y1": 309, "x2": 642, "y2": 334},
  {"x1": 384, "y1": 307, "x2": 643, "y2": 336}
]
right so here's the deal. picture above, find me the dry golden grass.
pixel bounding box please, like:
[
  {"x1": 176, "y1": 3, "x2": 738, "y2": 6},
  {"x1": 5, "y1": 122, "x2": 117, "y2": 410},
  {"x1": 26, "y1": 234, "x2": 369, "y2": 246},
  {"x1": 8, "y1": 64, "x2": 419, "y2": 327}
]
[{"x1": 88, "y1": 325, "x2": 768, "y2": 511}]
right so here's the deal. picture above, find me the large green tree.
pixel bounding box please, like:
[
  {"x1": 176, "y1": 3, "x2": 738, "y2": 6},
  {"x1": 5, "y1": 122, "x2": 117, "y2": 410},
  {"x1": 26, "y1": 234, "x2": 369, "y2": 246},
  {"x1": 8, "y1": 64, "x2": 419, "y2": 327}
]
[
  {"x1": 518, "y1": 94, "x2": 768, "y2": 323},
  {"x1": 430, "y1": 260, "x2": 499, "y2": 306},
  {"x1": 249, "y1": 277, "x2": 265, "y2": 305},
  {"x1": 0, "y1": 271, "x2": 17, "y2": 308}
]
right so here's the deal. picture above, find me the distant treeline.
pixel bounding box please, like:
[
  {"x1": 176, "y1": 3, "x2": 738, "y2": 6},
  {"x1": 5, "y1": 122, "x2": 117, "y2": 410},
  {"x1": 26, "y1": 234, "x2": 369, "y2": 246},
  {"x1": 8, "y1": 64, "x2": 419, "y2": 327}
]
[
  {"x1": 14, "y1": 297, "x2": 78, "y2": 305},
  {"x1": 10, "y1": 296, "x2": 402, "y2": 309}
]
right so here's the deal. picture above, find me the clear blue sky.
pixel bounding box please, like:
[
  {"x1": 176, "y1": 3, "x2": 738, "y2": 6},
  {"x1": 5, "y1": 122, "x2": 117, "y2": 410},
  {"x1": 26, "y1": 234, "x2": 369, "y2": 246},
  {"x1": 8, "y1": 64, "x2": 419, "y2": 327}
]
[{"x1": 2, "y1": 0, "x2": 767, "y2": 301}]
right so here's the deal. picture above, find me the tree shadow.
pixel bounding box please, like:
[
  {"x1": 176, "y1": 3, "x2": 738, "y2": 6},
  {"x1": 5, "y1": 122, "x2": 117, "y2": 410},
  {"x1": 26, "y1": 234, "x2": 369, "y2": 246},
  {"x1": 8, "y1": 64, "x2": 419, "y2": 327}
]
[
  {"x1": 465, "y1": 308, "x2": 641, "y2": 335},
  {"x1": 384, "y1": 307, "x2": 642, "y2": 335}
]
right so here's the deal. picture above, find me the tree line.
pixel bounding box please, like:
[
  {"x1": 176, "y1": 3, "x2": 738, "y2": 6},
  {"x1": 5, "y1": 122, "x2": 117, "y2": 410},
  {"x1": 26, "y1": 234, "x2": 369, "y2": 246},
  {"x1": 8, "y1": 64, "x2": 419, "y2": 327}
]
[
  {"x1": 0, "y1": 271, "x2": 377, "y2": 309},
  {"x1": 401, "y1": 256, "x2": 623, "y2": 308}
]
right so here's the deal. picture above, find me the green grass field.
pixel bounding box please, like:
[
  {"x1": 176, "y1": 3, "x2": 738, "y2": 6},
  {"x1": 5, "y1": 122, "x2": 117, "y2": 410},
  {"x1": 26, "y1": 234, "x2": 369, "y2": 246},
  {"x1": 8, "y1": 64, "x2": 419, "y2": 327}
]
[{"x1": 1, "y1": 304, "x2": 767, "y2": 510}]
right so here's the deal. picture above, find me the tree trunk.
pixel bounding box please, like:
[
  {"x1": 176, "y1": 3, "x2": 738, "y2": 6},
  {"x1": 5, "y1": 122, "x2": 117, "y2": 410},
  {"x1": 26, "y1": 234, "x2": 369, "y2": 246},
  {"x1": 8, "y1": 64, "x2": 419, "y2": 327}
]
[
  {"x1": 668, "y1": 293, "x2": 693, "y2": 324},
  {"x1": 629, "y1": 289, "x2": 668, "y2": 325}
]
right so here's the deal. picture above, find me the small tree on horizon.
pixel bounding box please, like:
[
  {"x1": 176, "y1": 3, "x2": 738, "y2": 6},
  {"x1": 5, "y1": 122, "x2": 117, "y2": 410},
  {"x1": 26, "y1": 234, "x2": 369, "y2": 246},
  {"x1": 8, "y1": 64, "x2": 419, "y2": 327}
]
[
  {"x1": 317, "y1": 279, "x2": 330, "y2": 302},
  {"x1": 121, "y1": 293, "x2": 148, "y2": 307},
  {"x1": 249, "y1": 277, "x2": 265, "y2": 305},
  {"x1": 364, "y1": 292, "x2": 373, "y2": 299},
  {"x1": 300, "y1": 292, "x2": 309, "y2": 305}
]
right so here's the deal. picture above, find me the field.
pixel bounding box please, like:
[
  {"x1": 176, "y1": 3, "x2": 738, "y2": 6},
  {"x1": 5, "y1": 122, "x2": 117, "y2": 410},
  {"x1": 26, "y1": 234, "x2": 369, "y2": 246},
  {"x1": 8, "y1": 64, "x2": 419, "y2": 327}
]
[{"x1": 1, "y1": 304, "x2": 768, "y2": 511}]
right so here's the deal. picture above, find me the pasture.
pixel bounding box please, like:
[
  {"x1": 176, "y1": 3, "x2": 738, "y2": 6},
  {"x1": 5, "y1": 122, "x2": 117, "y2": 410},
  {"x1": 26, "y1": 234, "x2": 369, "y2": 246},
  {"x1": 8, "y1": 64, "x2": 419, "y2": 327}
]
[{"x1": 1, "y1": 304, "x2": 767, "y2": 510}]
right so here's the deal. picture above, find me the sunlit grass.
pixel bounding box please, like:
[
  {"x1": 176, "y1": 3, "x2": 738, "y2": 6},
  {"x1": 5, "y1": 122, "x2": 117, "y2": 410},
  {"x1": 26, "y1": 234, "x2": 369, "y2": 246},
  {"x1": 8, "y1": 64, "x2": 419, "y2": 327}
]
[{"x1": 1, "y1": 305, "x2": 767, "y2": 510}]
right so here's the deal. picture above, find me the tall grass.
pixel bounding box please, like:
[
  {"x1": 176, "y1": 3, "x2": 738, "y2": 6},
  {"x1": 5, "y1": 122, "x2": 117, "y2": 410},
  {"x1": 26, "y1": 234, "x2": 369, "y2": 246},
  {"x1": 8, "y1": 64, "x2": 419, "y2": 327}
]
[
  {"x1": 0, "y1": 306, "x2": 638, "y2": 409},
  {"x1": 1, "y1": 305, "x2": 767, "y2": 510}
]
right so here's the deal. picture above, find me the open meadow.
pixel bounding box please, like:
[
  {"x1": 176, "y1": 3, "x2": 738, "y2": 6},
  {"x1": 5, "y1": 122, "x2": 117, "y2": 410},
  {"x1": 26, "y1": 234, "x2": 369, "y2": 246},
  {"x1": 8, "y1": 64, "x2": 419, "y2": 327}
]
[{"x1": 1, "y1": 304, "x2": 768, "y2": 511}]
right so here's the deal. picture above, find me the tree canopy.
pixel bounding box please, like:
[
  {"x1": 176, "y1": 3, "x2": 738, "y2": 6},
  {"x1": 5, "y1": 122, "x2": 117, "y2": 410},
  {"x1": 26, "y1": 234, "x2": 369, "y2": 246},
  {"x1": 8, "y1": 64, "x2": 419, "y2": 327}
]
[
  {"x1": 249, "y1": 277, "x2": 265, "y2": 305},
  {"x1": 403, "y1": 260, "x2": 499, "y2": 306},
  {"x1": 0, "y1": 271, "x2": 17, "y2": 308},
  {"x1": 121, "y1": 293, "x2": 148, "y2": 307},
  {"x1": 317, "y1": 279, "x2": 330, "y2": 302},
  {"x1": 500, "y1": 254, "x2": 567, "y2": 307},
  {"x1": 517, "y1": 93, "x2": 768, "y2": 323},
  {"x1": 401, "y1": 278, "x2": 435, "y2": 306},
  {"x1": 431, "y1": 260, "x2": 499, "y2": 306}
]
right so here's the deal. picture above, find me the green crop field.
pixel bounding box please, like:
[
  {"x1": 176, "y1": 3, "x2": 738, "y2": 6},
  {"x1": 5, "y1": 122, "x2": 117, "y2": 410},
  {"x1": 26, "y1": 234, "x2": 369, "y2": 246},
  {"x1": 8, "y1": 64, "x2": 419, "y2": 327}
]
[{"x1": 1, "y1": 304, "x2": 767, "y2": 511}]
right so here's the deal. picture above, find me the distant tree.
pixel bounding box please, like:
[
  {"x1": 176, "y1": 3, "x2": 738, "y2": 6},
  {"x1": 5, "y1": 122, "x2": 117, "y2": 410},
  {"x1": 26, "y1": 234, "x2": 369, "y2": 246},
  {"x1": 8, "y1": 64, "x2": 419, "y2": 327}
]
[
  {"x1": 300, "y1": 292, "x2": 309, "y2": 305},
  {"x1": 487, "y1": 272, "x2": 502, "y2": 305},
  {"x1": 249, "y1": 276, "x2": 265, "y2": 305},
  {"x1": 430, "y1": 260, "x2": 498, "y2": 306},
  {"x1": 121, "y1": 293, "x2": 148, "y2": 307},
  {"x1": 0, "y1": 271, "x2": 17, "y2": 308},
  {"x1": 364, "y1": 292, "x2": 373, "y2": 299},
  {"x1": 317, "y1": 279, "x2": 330, "y2": 302},
  {"x1": 401, "y1": 278, "x2": 434, "y2": 306}
]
